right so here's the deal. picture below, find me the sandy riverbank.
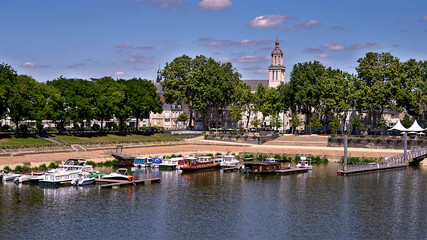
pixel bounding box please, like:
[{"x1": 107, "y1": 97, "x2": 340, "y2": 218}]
[{"x1": 0, "y1": 137, "x2": 417, "y2": 169}]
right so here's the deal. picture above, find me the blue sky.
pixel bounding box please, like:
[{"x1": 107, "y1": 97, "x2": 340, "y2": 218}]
[{"x1": 1, "y1": 0, "x2": 426, "y2": 82}]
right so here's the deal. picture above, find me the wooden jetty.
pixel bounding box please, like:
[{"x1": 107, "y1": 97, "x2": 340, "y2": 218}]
[
  {"x1": 337, "y1": 163, "x2": 407, "y2": 176},
  {"x1": 275, "y1": 168, "x2": 308, "y2": 175},
  {"x1": 96, "y1": 178, "x2": 161, "y2": 188}
]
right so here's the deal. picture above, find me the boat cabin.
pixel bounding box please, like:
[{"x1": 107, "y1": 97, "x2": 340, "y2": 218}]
[{"x1": 243, "y1": 162, "x2": 281, "y2": 174}]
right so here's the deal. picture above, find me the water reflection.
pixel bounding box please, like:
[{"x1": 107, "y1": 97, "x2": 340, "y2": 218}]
[{"x1": 0, "y1": 163, "x2": 425, "y2": 239}]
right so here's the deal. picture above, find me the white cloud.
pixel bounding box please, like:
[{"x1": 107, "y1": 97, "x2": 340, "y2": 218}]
[
  {"x1": 198, "y1": 38, "x2": 274, "y2": 47},
  {"x1": 248, "y1": 15, "x2": 293, "y2": 28},
  {"x1": 217, "y1": 57, "x2": 232, "y2": 63},
  {"x1": 134, "y1": 46, "x2": 155, "y2": 50},
  {"x1": 105, "y1": 71, "x2": 126, "y2": 77},
  {"x1": 21, "y1": 62, "x2": 50, "y2": 68},
  {"x1": 138, "y1": 0, "x2": 184, "y2": 11},
  {"x1": 305, "y1": 47, "x2": 324, "y2": 53},
  {"x1": 421, "y1": 16, "x2": 427, "y2": 21},
  {"x1": 236, "y1": 56, "x2": 265, "y2": 63},
  {"x1": 116, "y1": 43, "x2": 133, "y2": 48},
  {"x1": 198, "y1": 0, "x2": 233, "y2": 10},
  {"x1": 125, "y1": 53, "x2": 153, "y2": 64},
  {"x1": 318, "y1": 54, "x2": 331, "y2": 59},
  {"x1": 350, "y1": 43, "x2": 382, "y2": 49},
  {"x1": 323, "y1": 42, "x2": 345, "y2": 51},
  {"x1": 238, "y1": 39, "x2": 274, "y2": 46},
  {"x1": 283, "y1": 19, "x2": 320, "y2": 31}
]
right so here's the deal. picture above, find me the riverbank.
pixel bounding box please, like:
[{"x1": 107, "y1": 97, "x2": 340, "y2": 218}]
[{"x1": 0, "y1": 136, "x2": 417, "y2": 169}]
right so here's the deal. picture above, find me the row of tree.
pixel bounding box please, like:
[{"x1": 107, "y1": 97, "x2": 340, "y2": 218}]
[
  {"x1": 1, "y1": 51, "x2": 426, "y2": 133},
  {"x1": 0, "y1": 63, "x2": 163, "y2": 132}
]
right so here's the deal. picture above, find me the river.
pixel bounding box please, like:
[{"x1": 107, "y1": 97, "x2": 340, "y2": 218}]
[{"x1": 0, "y1": 163, "x2": 425, "y2": 239}]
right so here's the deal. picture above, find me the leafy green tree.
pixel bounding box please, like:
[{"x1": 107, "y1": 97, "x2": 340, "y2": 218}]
[
  {"x1": 401, "y1": 114, "x2": 413, "y2": 128},
  {"x1": 289, "y1": 61, "x2": 325, "y2": 134},
  {"x1": 253, "y1": 83, "x2": 267, "y2": 125},
  {"x1": 123, "y1": 78, "x2": 162, "y2": 131},
  {"x1": 0, "y1": 63, "x2": 16, "y2": 119},
  {"x1": 228, "y1": 82, "x2": 253, "y2": 127},
  {"x1": 309, "y1": 114, "x2": 323, "y2": 129},
  {"x1": 290, "y1": 114, "x2": 301, "y2": 134},
  {"x1": 162, "y1": 55, "x2": 198, "y2": 129},
  {"x1": 250, "y1": 117, "x2": 262, "y2": 129},
  {"x1": 331, "y1": 116, "x2": 341, "y2": 134},
  {"x1": 354, "y1": 52, "x2": 400, "y2": 129},
  {"x1": 270, "y1": 114, "x2": 282, "y2": 130},
  {"x1": 7, "y1": 75, "x2": 39, "y2": 132},
  {"x1": 351, "y1": 114, "x2": 365, "y2": 135},
  {"x1": 177, "y1": 113, "x2": 188, "y2": 128}
]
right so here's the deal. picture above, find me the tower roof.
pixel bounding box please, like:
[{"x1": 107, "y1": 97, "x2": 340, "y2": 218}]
[{"x1": 272, "y1": 40, "x2": 283, "y2": 55}]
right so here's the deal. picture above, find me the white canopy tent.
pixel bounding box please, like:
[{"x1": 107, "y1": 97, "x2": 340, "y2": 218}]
[
  {"x1": 406, "y1": 120, "x2": 426, "y2": 132},
  {"x1": 389, "y1": 120, "x2": 408, "y2": 131}
]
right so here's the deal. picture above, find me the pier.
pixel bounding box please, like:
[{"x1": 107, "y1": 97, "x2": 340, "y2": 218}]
[
  {"x1": 337, "y1": 163, "x2": 407, "y2": 176},
  {"x1": 96, "y1": 178, "x2": 161, "y2": 188}
]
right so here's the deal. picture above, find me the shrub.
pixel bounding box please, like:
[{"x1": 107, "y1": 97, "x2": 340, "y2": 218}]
[
  {"x1": 408, "y1": 138, "x2": 412, "y2": 143},
  {"x1": 376, "y1": 137, "x2": 382, "y2": 142},
  {"x1": 3, "y1": 166, "x2": 12, "y2": 172},
  {"x1": 348, "y1": 137, "x2": 352, "y2": 141},
  {"x1": 387, "y1": 137, "x2": 392, "y2": 142},
  {"x1": 397, "y1": 138, "x2": 402, "y2": 142},
  {"x1": 294, "y1": 155, "x2": 301, "y2": 162},
  {"x1": 48, "y1": 162, "x2": 58, "y2": 169},
  {"x1": 338, "y1": 137, "x2": 343, "y2": 141},
  {"x1": 418, "y1": 138, "x2": 423, "y2": 143},
  {"x1": 220, "y1": 134, "x2": 224, "y2": 138},
  {"x1": 367, "y1": 138, "x2": 372, "y2": 142},
  {"x1": 328, "y1": 136, "x2": 332, "y2": 140},
  {"x1": 86, "y1": 161, "x2": 96, "y2": 166},
  {"x1": 244, "y1": 134, "x2": 249, "y2": 139}
]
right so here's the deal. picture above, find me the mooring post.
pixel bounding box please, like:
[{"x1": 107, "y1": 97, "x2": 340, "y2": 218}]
[
  {"x1": 403, "y1": 132, "x2": 407, "y2": 163},
  {"x1": 344, "y1": 135, "x2": 348, "y2": 171}
]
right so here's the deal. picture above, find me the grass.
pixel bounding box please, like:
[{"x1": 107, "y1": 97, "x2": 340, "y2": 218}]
[
  {"x1": 50, "y1": 132, "x2": 183, "y2": 145},
  {"x1": 0, "y1": 135, "x2": 55, "y2": 149}
]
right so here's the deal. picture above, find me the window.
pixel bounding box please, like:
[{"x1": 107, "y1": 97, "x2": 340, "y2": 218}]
[
  {"x1": 178, "y1": 105, "x2": 181, "y2": 109},
  {"x1": 165, "y1": 112, "x2": 170, "y2": 118},
  {"x1": 172, "y1": 105, "x2": 175, "y2": 110}
]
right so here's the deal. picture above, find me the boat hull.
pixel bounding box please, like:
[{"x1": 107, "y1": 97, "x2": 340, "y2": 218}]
[{"x1": 180, "y1": 164, "x2": 220, "y2": 172}]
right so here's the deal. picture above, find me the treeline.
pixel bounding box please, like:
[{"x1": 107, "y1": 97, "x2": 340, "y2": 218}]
[
  {"x1": 0, "y1": 64, "x2": 163, "y2": 132},
  {"x1": 162, "y1": 52, "x2": 427, "y2": 133},
  {"x1": 1, "y1": 51, "x2": 426, "y2": 134}
]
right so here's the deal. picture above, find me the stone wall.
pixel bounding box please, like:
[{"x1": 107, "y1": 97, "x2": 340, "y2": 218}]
[
  {"x1": 204, "y1": 133, "x2": 280, "y2": 145},
  {"x1": 328, "y1": 136, "x2": 426, "y2": 149}
]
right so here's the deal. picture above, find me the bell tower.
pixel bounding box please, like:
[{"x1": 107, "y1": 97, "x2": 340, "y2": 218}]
[
  {"x1": 156, "y1": 66, "x2": 162, "y2": 83},
  {"x1": 268, "y1": 40, "x2": 286, "y2": 88}
]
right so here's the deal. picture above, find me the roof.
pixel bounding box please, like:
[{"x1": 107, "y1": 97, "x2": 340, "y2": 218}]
[
  {"x1": 242, "y1": 80, "x2": 268, "y2": 91},
  {"x1": 390, "y1": 120, "x2": 407, "y2": 131},
  {"x1": 406, "y1": 120, "x2": 425, "y2": 132}
]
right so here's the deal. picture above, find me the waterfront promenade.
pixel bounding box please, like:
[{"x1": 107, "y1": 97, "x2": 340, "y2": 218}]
[{"x1": 0, "y1": 135, "x2": 411, "y2": 168}]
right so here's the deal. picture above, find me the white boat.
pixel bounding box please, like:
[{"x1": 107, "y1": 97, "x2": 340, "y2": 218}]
[
  {"x1": 102, "y1": 168, "x2": 132, "y2": 181},
  {"x1": 296, "y1": 157, "x2": 313, "y2": 170},
  {"x1": 159, "y1": 157, "x2": 184, "y2": 170},
  {"x1": 2, "y1": 173, "x2": 21, "y2": 181},
  {"x1": 72, "y1": 173, "x2": 95, "y2": 186},
  {"x1": 39, "y1": 170, "x2": 79, "y2": 186},
  {"x1": 217, "y1": 155, "x2": 240, "y2": 166},
  {"x1": 264, "y1": 158, "x2": 277, "y2": 163},
  {"x1": 14, "y1": 173, "x2": 44, "y2": 183},
  {"x1": 134, "y1": 157, "x2": 153, "y2": 168},
  {"x1": 151, "y1": 157, "x2": 163, "y2": 168}
]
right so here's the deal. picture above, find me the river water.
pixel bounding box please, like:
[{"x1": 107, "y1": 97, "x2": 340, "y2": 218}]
[{"x1": 0, "y1": 163, "x2": 425, "y2": 240}]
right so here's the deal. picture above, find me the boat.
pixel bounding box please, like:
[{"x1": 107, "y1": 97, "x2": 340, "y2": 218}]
[
  {"x1": 264, "y1": 158, "x2": 277, "y2": 163},
  {"x1": 2, "y1": 172, "x2": 21, "y2": 181},
  {"x1": 72, "y1": 173, "x2": 95, "y2": 186},
  {"x1": 151, "y1": 157, "x2": 163, "y2": 168},
  {"x1": 216, "y1": 155, "x2": 240, "y2": 167},
  {"x1": 242, "y1": 162, "x2": 282, "y2": 174},
  {"x1": 0, "y1": 173, "x2": 2, "y2": 181},
  {"x1": 296, "y1": 157, "x2": 313, "y2": 170},
  {"x1": 14, "y1": 172, "x2": 44, "y2": 183},
  {"x1": 39, "y1": 170, "x2": 78, "y2": 186},
  {"x1": 102, "y1": 168, "x2": 133, "y2": 181},
  {"x1": 180, "y1": 156, "x2": 221, "y2": 172},
  {"x1": 159, "y1": 157, "x2": 184, "y2": 170},
  {"x1": 134, "y1": 157, "x2": 153, "y2": 168}
]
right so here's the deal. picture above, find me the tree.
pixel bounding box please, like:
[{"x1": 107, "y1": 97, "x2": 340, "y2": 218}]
[
  {"x1": 161, "y1": 55, "x2": 197, "y2": 129},
  {"x1": 401, "y1": 114, "x2": 413, "y2": 128},
  {"x1": 351, "y1": 114, "x2": 365, "y2": 135},
  {"x1": 270, "y1": 114, "x2": 282, "y2": 130},
  {"x1": 7, "y1": 75, "x2": 39, "y2": 132},
  {"x1": 123, "y1": 78, "x2": 162, "y2": 131},
  {"x1": 0, "y1": 63, "x2": 17, "y2": 119},
  {"x1": 290, "y1": 114, "x2": 301, "y2": 134},
  {"x1": 331, "y1": 116, "x2": 341, "y2": 134},
  {"x1": 355, "y1": 52, "x2": 401, "y2": 129},
  {"x1": 228, "y1": 82, "x2": 254, "y2": 128},
  {"x1": 177, "y1": 113, "x2": 188, "y2": 128},
  {"x1": 309, "y1": 114, "x2": 323, "y2": 129},
  {"x1": 289, "y1": 61, "x2": 325, "y2": 134}
]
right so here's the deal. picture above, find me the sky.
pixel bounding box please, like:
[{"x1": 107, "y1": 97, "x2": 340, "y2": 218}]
[{"x1": 1, "y1": 0, "x2": 426, "y2": 82}]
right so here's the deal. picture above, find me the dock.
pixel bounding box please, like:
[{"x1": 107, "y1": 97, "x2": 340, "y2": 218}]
[
  {"x1": 96, "y1": 178, "x2": 161, "y2": 188},
  {"x1": 275, "y1": 168, "x2": 308, "y2": 175},
  {"x1": 337, "y1": 163, "x2": 407, "y2": 176}
]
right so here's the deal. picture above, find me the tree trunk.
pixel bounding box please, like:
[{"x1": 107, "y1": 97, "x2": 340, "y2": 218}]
[
  {"x1": 215, "y1": 104, "x2": 219, "y2": 129},
  {"x1": 101, "y1": 119, "x2": 104, "y2": 131},
  {"x1": 246, "y1": 110, "x2": 251, "y2": 129},
  {"x1": 189, "y1": 109, "x2": 193, "y2": 130},
  {"x1": 136, "y1": 118, "x2": 139, "y2": 131}
]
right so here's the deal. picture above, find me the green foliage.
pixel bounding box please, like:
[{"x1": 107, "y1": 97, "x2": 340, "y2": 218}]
[
  {"x1": 3, "y1": 166, "x2": 12, "y2": 172},
  {"x1": 177, "y1": 113, "x2": 188, "y2": 123},
  {"x1": 401, "y1": 114, "x2": 413, "y2": 128},
  {"x1": 309, "y1": 114, "x2": 323, "y2": 128},
  {"x1": 351, "y1": 114, "x2": 365, "y2": 132},
  {"x1": 86, "y1": 161, "x2": 96, "y2": 166},
  {"x1": 294, "y1": 155, "x2": 301, "y2": 162},
  {"x1": 290, "y1": 114, "x2": 301, "y2": 130},
  {"x1": 48, "y1": 162, "x2": 58, "y2": 169},
  {"x1": 331, "y1": 117, "x2": 341, "y2": 129}
]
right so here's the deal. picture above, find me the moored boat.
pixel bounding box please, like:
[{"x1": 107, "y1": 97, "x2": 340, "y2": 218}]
[
  {"x1": 296, "y1": 157, "x2": 313, "y2": 170},
  {"x1": 102, "y1": 168, "x2": 133, "y2": 181},
  {"x1": 180, "y1": 156, "x2": 220, "y2": 172},
  {"x1": 159, "y1": 157, "x2": 184, "y2": 170},
  {"x1": 39, "y1": 171, "x2": 78, "y2": 186},
  {"x1": 134, "y1": 157, "x2": 153, "y2": 168},
  {"x1": 151, "y1": 157, "x2": 163, "y2": 168},
  {"x1": 215, "y1": 155, "x2": 240, "y2": 167},
  {"x1": 72, "y1": 173, "x2": 95, "y2": 186},
  {"x1": 2, "y1": 173, "x2": 21, "y2": 181}
]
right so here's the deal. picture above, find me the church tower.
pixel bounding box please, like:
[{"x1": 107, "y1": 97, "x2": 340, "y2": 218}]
[
  {"x1": 156, "y1": 67, "x2": 162, "y2": 83},
  {"x1": 268, "y1": 40, "x2": 286, "y2": 88}
]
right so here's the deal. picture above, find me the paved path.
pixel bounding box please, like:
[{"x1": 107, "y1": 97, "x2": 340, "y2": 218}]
[{"x1": 0, "y1": 135, "x2": 410, "y2": 168}]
